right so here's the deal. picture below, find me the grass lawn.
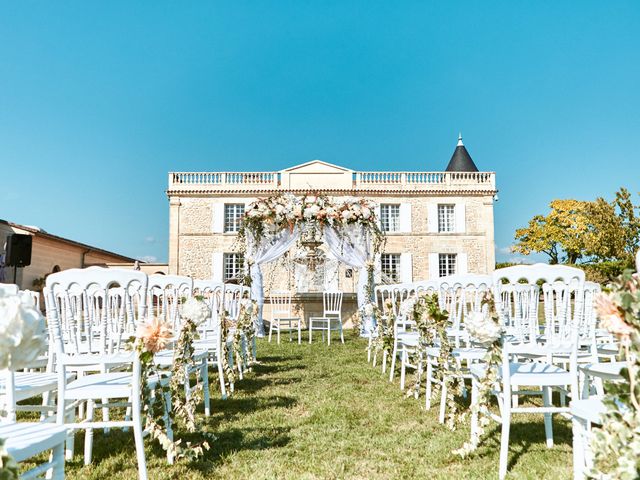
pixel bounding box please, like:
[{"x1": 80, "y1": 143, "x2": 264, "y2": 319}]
[{"x1": 46, "y1": 332, "x2": 573, "y2": 479}]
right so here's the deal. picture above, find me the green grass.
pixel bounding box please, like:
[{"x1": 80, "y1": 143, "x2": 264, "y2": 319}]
[{"x1": 36, "y1": 333, "x2": 573, "y2": 479}]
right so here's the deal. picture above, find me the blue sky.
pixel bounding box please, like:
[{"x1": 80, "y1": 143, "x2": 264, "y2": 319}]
[{"x1": 1, "y1": 1, "x2": 639, "y2": 263}]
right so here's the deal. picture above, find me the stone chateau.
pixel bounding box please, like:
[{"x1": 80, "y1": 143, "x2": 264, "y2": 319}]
[{"x1": 166, "y1": 136, "x2": 496, "y2": 298}]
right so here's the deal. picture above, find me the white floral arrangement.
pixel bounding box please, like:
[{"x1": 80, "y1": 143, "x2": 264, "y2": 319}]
[
  {"x1": 465, "y1": 311, "x2": 503, "y2": 346},
  {"x1": 179, "y1": 297, "x2": 211, "y2": 325},
  {"x1": 399, "y1": 296, "x2": 417, "y2": 319},
  {"x1": 0, "y1": 289, "x2": 48, "y2": 371}
]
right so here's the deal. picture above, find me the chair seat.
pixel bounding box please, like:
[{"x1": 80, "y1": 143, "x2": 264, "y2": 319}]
[
  {"x1": 470, "y1": 361, "x2": 572, "y2": 386},
  {"x1": 0, "y1": 372, "x2": 75, "y2": 402},
  {"x1": 426, "y1": 347, "x2": 487, "y2": 361},
  {"x1": 309, "y1": 317, "x2": 340, "y2": 328},
  {"x1": 597, "y1": 343, "x2": 619, "y2": 355},
  {"x1": 570, "y1": 398, "x2": 606, "y2": 424},
  {"x1": 63, "y1": 371, "x2": 163, "y2": 400},
  {"x1": 0, "y1": 422, "x2": 67, "y2": 462},
  {"x1": 154, "y1": 349, "x2": 208, "y2": 366},
  {"x1": 397, "y1": 332, "x2": 419, "y2": 346},
  {"x1": 580, "y1": 361, "x2": 625, "y2": 382}
]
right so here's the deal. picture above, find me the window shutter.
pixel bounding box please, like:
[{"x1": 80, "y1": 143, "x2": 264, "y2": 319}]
[
  {"x1": 455, "y1": 203, "x2": 466, "y2": 233},
  {"x1": 427, "y1": 204, "x2": 438, "y2": 233},
  {"x1": 212, "y1": 203, "x2": 224, "y2": 233},
  {"x1": 373, "y1": 253, "x2": 382, "y2": 283},
  {"x1": 458, "y1": 253, "x2": 468, "y2": 274},
  {"x1": 211, "y1": 252, "x2": 224, "y2": 282},
  {"x1": 400, "y1": 253, "x2": 412, "y2": 283},
  {"x1": 399, "y1": 203, "x2": 412, "y2": 233},
  {"x1": 428, "y1": 253, "x2": 439, "y2": 280}
]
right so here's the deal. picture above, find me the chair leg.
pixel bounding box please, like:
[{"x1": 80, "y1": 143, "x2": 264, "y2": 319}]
[
  {"x1": 164, "y1": 391, "x2": 174, "y2": 465},
  {"x1": 470, "y1": 377, "x2": 479, "y2": 441},
  {"x1": 499, "y1": 409, "x2": 511, "y2": 480},
  {"x1": 277, "y1": 326, "x2": 281, "y2": 345},
  {"x1": 217, "y1": 358, "x2": 227, "y2": 400},
  {"x1": 382, "y1": 350, "x2": 387, "y2": 374},
  {"x1": 400, "y1": 350, "x2": 407, "y2": 390},
  {"x1": 132, "y1": 406, "x2": 148, "y2": 480},
  {"x1": 542, "y1": 386, "x2": 554, "y2": 447},
  {"x1": 268, "y1": 322, "x2": 273, "y2": 342},
  {"x1": 340, "y1": 320, "x2": 344, "y2": 344},
  {"x1": 84, "y1": 399, "x2": 95, "y2": 465},
  {"x1": 425, "y1": 360, "x2": 433, "y2": 409},
  {"x1": 327, "y1": 322, "x2": 331, "y2": 346},
  {"x1": 64, "y1": 401, "x2": 75, "y2": 460},
  {"x1": 298, "y1": 322, "x2": 302, "y2": 344},
  {"x1": 389, "y1": 343, "x2": 398, "y2": 382},
  {"x1": 202, "y1": 360, "x2": 210, "y2": 416},
  {"x1": 309, "y1": 321, "x2": 313, "y2": 344},
  {"x1": 367, "y1": 337, "x2": 372, "y2": 363},
  {"x1": 50, "y1": 440, "x2": 65, "y2": 480},
  {"x1": 439, "y1": 377, "x2": 448, "y2": 424}
]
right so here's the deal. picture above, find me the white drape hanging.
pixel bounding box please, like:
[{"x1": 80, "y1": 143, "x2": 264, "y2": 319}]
[
  {"x1": 246, "y1": 227, "x2": 300, "y2": 335},
  {"x1": 323, "y1": 225, "x2": 374, "y2": 335}
]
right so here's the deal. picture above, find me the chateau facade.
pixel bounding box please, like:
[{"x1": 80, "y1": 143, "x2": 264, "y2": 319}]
[{"x1": 166, "y1": 137, "x2": 497, "y2": 296}]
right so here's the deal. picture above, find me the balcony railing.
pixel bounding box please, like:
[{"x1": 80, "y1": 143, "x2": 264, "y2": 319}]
[{"x1": 168, "y1": 170, "x2": 495, "y2": 191}]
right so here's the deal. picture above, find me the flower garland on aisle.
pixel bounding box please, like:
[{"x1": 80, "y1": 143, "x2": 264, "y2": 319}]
[
  {"x1": 367, "y1": 299, "x2": 395, "y2": 362},
  {"x1": 454, "y1": 292, "x2": 503, "y2": 457},
  {"x1": 220, "y1": 299, "x2": 259, "y2": 390},
  {"x1": 405, "y1": 293, "x2": 467, "y2": 429},
  {"x1": 0, "y1": 289, "x2": 48, "y2": 480},
  {"x1": 588, "y1": 269, "x2": 640, "y2": 479},
  {"x1": 135, "y1": 296, "x2": 215, "y2": 461}
]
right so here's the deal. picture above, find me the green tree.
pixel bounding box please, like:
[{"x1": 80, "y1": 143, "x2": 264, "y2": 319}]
[{"x1": 512, "y1": 199, "x2": 590, "y2": 264}]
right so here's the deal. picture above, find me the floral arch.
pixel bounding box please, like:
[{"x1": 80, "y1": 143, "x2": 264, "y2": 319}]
[{"x1": 237, "y1": 192, "x2": 385, "y2": 336}]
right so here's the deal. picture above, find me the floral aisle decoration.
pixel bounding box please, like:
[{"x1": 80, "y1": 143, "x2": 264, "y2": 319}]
[
  {"x1": 454, "y1": 292, "x2": 503, "y2": 457},
  {"x1": 406, "y1": 293, "x2": 466, "y2": 429},
  {"x1": 230, "y1": 299, "x2": 259, "y2": 375},
  {"x1": 588, "y1": 268, "x2": 640, "y2": 479},
  {"x1": 368, "y1": 300, "x2": 395, "y2": 363},
  {"x1": 0, "y1": 289, "x2": 48, "y2": 480},
  {"x1": 135, "y1": 296, "x2": 214, "y2": 462}
]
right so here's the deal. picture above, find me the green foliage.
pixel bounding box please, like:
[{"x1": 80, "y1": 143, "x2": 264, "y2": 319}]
[
  {"x1": 0, "y1": 437, "x2": 18, "y2": 480},
  {"x1": 513, "y1": 188, "x2": 640, "y2": 272},
  {"x1": 589, "y1": 270, "x2": 640, "y2": 479}
]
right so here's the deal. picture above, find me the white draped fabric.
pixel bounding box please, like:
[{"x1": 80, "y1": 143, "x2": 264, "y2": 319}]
[
  {"x1": 323, "y1": 225, "x2": 374, "y2": 335},
  {"x1": 247, "y1": 227, "x2": 300, "y2": 335}
]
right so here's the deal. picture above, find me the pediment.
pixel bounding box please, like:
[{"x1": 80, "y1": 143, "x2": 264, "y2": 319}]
[{"x1": 281, "y1": 160, "x2": 352, "y2": 175}]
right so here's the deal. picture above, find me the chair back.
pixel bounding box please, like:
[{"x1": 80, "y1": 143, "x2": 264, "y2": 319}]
[
  {"x1": 270, "y1": 291, "x2": 293, "y2": 318},
  {"x1": 45, "y1": 267, "x2": 148, "y2": 358},
  {"x1": 147, "y1": 274, "x2": 193, "y2": 330},
  {"x1": 323, "y1": 290, "x2": 343, "y2": 317},
  {"x1": 0, "y1": 284, "x2": 18, "y2": 295},
  {"x1": 439, "y1": 274, "x2": 492, "y2": 347},
  {"x1": 223, "y1": 284, "x2": 244, "y2": 321}
]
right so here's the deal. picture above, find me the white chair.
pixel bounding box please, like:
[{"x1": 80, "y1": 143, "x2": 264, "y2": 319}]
[
  {"x1": 192, "y1": 280, "x2": 227, "y2": 399},
  {"x1": 0, "y1": 370, "x2": 67, "y2": 480},
  {"x1": 0, "y1": 283, "x2": 18, "y2": 295},
  {"x1": 570, "y1": 398, "x2": 606, "y2": 479},
  {"x1": 308, "y1": 291, "x2": 344, "y2": 345},
  {"x1": 45, "y1": 267, "x2": 168, "y2": 480},
  {"x1": 148, "y1": 275, "x2": 211, "y2": 416},
  {"x1": 469, "y1": 263, "x2": 585, "y2": 480},
  {"x1": 268, "y1": 291, "x2": 301, "y2": 344},
  {"x1": 423, "y1": 274, "x2": 492, "y2": 421}
]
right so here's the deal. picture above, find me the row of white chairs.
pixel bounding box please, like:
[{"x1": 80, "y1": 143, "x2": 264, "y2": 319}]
[
  {"x1": 1, "y1": 268, "x2": 252, "y2": 479},
  {"x1": 371, "y1": 264, "x2": 612, "y2": 479}
]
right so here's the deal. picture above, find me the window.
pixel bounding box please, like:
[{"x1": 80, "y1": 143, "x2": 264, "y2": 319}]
[
  {"x1": 223, "y1": 253, "x2": 244, "y2": 282},
  {"x1": 438, "y1": 204, "x2": 455, "y2": 233},
  {"x1": 381, "y1": 253, "x2": 400, "y2": 283},
  {"x1": 224, "y1": 204, "x2": 245, "y2": 233},
  {"x1": 439, "y1": 253, "x2": 457, "y2": 277},
  {"x1": 380, "y1": 204, "x2": 400, "y2": 232}
]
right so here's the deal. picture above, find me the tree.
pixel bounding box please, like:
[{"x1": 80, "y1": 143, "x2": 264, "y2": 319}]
[{"x1": 512, "y1": 199, "x2": 590, "y2": 264}]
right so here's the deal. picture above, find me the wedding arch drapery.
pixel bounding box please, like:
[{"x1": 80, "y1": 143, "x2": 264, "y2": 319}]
[
  {"x1": 324, "y1": 225, "x2": 375, "y2": 335},
  {"x1": 246, "y1": 227, "x2": 300, "y2": 335}
]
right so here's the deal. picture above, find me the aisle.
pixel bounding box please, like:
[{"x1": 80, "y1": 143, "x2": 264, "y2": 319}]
[{"x1": 58, "y1": 335, "x2": 573, "y2": 479}]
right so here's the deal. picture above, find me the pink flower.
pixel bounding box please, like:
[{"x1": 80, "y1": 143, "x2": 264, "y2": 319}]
[
  {"x1": 595, "y1": 293, "x2": 634, "y2": 340},
  {"x1": 136, "y1": 317, "x2": 173, "y2": 353}
]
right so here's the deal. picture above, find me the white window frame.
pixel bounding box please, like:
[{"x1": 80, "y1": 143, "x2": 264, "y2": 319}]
[
  {"x1": 380, "y1": 204, "x2": 401, "y2": 233},
  {"x1": 438, "y1": 253, "x2": 457, "y2": 277},
  {"x1": 381, "y1": 253, "x2": 401, "y2": 283},
  {"x1": 223, "y1": 253, "x2": 244, "y2": 282},
  {"x1": 438, "y1": 204, "x2": 456, "y2": 233},
  {"x1": 224, "y1": 204, "x2": 245, "y2": 233}
]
